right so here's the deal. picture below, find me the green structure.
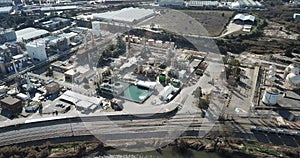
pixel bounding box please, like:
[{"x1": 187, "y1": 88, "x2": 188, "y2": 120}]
[{"x1": 122, "y1": 85, "x2": 152, "y2": 103}]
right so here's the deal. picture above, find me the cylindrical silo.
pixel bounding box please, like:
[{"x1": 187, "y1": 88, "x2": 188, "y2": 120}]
[{"x1": 262, "y1": 88, "x2": 279, "y2": 106}]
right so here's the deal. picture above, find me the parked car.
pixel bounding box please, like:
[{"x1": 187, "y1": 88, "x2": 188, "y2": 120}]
[
  {"x1": 55, "y1": 103, "x2": 65, "y2": 108},
  {"x1": 25, "y1": 105, "x2": 39, "y2": 113}
]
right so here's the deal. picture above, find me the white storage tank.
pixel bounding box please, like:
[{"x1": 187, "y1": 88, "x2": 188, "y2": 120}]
[
  {"x1": 284, "y1": 64, "x2": 300, "y2": 79},
  {"x1": 286, "y1": 73, "x2": 300, "y2": 85},
  {"x1": 267, "y1": 75, "x2": 276, "y2": 82},
  {"x1": 156, "y1": 40, "x2": 163, "y2": 47},
  {"x1": 148, "y1": 39, "x2": 155, "y2": 46},
  {"x1": 285, "y1": 64, "x2": 300, "y2": 88},
  {"x1": 262, "y1": 88, "x2": 279, "y2": 106}
]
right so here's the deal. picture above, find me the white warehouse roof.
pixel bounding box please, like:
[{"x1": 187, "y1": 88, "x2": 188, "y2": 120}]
[
  {"x1": 137, "y1": 81, "x2": 156, "y2": 89},
  {"x1": 63, "y1": 90, "x2": 102, "y2": 105},
  {"x1": 233, "y1": 13, "x2": 255, "y2": 22},
  {"x1": 0, "y1": 6, "x2": 12, "y2": 14},
  {"x1": 188, "y1": 1, "x2": 219, "y2": 7},
  {"x1": 16, "y1": 27, "x2": 49, "y2": 42},
  {"x1": 93, "y1": 7, "x2": 155, "y2": 23},
  {"x1": 41, "y1": 6, "x2": 77, "y2": 12}
]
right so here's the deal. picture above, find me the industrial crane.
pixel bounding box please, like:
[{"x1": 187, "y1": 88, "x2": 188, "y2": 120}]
[{"x1": 84, "y1": 30, "x2": 95, "y2": 49}]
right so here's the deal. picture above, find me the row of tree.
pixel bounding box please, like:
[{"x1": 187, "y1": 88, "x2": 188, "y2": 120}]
[{"x1": 193, "y1": 87, "x2": 210, "y2": 110}]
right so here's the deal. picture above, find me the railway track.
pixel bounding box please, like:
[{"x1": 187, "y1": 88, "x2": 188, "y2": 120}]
[
  {"x1": 2, "y1": 107, "x2": 300, "y2": 147},
  {"x1": 0, "y1": 111, "x2": 248, "y2": 147}
]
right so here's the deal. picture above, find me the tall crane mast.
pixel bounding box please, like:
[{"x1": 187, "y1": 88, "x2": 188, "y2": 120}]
[{"x1": 84, "y1": 30, "x2": 95, "y2": 49}]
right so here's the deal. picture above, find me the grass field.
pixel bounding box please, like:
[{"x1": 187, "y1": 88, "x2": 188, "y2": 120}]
[{"x1": 179, "y1": 10, "x2": 234, "y2": 37}]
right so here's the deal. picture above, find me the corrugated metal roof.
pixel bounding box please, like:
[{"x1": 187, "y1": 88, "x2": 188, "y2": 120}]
[
  {"x1": 0, "y1": 6, "x2": 12, "y2": 13},
  {"x1": 40, "y1": 6, "x2": 77, "y2": 12},
  {"x1": 93, "y1": 7, "x2": 154, "y2": 23},
  {"x1": 233, "y1": 14, "x2": 255, "y2": 22},
  {"x1": 16, "y1": 27, "x2": 49, "y2": 42},
  {"x1": 59, "y1": 94, "x2": 79, "y2": 104},
  {"x1": 64, "y1": 90, "x2": 102, "y2": 105},
  {"x1": 76, "y1": 100, "x2": 94, "y2": 109},
  {"x1": 188, "y1": 1, "x2": 219, "y2": 6}
]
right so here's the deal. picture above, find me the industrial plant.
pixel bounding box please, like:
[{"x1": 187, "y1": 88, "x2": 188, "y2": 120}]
[{"x1": 0, "y1": 0, "x2": 300, "y2": 157}]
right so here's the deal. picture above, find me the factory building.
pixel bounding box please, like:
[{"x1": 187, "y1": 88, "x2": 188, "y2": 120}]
[
  {"x1": 6, "y1": 60, "x2": 23, "y2": 73},
  {"x1": 93, "y1": 7, "x2": 155, "y2": 24},
  {"x1": 0, "y1": 6, "x2": 12, "y2": 14},
  {"x1": 186, "y1": 1, "x2": 219, "y2": 8},
  {"x1": 233, "y1": 13, "x2": 255, "y2": 32},
  {"x1": 74, "y1": 70, "x2": 95, "y2": 84},
  {"x1": 233, "y1": 14, "x2": 255, "y2": 25},
  {"x1": 59, "y1": 90, "x2": 103, "y2": 113},
  {"x1": 46, "y1": 36, "x2": 69, "y2": 52},
  {"x1": 64, "y1": 66, "x2": 95, "y2": 84},
  {"x1": 0, "y1": 0, "x2": 13, "y2": 6},
  {"x1": 158, "y1": 0, "x2": 185, "y2": 7},
  {"x1": 25, "y1": 42, "x2": 47, "y2": 61},
  {"x1": 230, "y1": 0, "x2": 264, "y2": 10},
  {"x1": 64, "y1": 69, "x2": 79, "y2": 83},
  {"x1": 16, "y1": 27, "x2": 49, "y2": 42},
  {"x1": 8, "y1": 54, "x2": 27, "y2": 72},
  {"x1": 40, "y1": 5, "x2": 77, "y2": 12},
  {"x1": 41, "y1": 17, "x2": 71, "y2": 31},
  {"x1": 0, "y1": 43, "x2": 27, "y2": 74},
  {"x1": 36, "y1": 32, "x2": 77, "y2": 53},
  {"x1": 0, "y1": 28, "x2": 16, "y2": 44},
  {"x1": 0, "y1": 96, "x2": 22, "y2": 118},
  {"x1": 58, "y1": 32, "x2": 78, "y2": 45},
  {"x1": 51, "y1": 60, "x2": 74, "y2": 72}
]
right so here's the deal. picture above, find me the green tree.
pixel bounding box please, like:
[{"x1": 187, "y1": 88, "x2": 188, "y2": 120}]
[
  {"x1": 97, "y1": 55, "x2": 104, "y2": 67},
  {"x1": 198, "y1": 98, "x2": 209, "y2": 110},
  {"x1": 116, "y1": 36, "x2": 126, "y2": 54},
  {"x1": 228, "y1": 58, "x2": 240, "y2": 67},
  {"x1": 192, "y1": 87, "x2": 203, "y2": 98}
]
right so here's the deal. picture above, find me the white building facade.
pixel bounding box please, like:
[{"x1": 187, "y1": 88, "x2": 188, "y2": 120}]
[{"x1": 25, "y1": 42, "x2": 47, "y2": 61}]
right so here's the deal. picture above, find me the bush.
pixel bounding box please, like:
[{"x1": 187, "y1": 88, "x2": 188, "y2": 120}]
[{"x1": 198, "y1": 98, "x2": 209, "y2": 110}]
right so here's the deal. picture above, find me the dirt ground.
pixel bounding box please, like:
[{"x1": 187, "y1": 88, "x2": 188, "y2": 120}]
[
  {"x1": 139, "y1": 10, "x2": 233, "y2": 37},
  {"x1": 221, "y1": 22, "x2": 243, "y2": 37},
  {"x1": 180, "y1": 10, "x2": 234, "y2": 37},
  {"x1": 264, "y1": 21, "x2": 299, "y2": 40}
]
